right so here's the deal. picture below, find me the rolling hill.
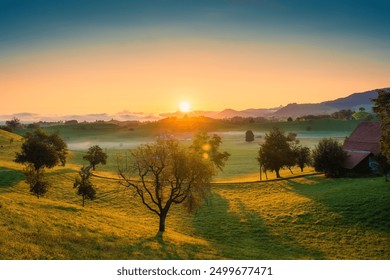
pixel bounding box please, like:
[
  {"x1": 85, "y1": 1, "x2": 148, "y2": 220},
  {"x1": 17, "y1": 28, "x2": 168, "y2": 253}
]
[{"x1": 273, "y1": 88, "x2": 389, "y2": 118}]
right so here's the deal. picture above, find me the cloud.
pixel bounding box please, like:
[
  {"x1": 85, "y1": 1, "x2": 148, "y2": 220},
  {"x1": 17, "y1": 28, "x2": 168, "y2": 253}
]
[{"x1": 0, "y1": 111, "x2": 162, "y2": 124}]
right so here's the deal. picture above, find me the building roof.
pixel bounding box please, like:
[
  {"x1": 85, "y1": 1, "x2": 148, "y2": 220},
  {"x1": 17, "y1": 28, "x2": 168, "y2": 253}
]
[
  {"x1": 343, "y1": 122, "x2": 381, "y2": 154},
  {"x1": 344, "y1": 150, "x2": 371, "y2": 169},
  {"x1": 343, "y1": 122, "x2": 381, "y2": 169}
]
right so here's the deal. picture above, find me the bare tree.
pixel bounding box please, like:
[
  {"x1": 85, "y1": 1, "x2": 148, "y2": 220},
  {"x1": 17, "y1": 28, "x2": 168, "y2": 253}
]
[{"x1": 118, "y1": 136, "x2": 226, "y2": 233}]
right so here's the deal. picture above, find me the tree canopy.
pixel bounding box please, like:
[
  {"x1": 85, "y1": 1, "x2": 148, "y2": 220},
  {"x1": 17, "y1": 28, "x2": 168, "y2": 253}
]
[
  {"x1": 190, "y1": 132, "x2": 230, "y2": 171},
  {"x1": 312, "y1": 138, "x2": 347, "y2": 178},
  {"x1": 373, "y1": 89, "x2": 390, "y2": 162},
  {"x1": 118, "y1": 135, "x2": 229, "y2": 233},
  {"x1": 245, "y1": 130, "x2": 255, "y2": 142},
  {"x1": 257, "y1": 127, "x2": 295, "y2": 178},
  {"x1": 15, "y1": 129, "x2": 68, "y2": 170},
  {"x1": 83, "y1": 145, "x2": 108, "y2": 170}
]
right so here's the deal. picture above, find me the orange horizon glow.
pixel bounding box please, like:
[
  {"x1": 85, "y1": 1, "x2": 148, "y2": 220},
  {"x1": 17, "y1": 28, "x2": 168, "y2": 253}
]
[{"x1": 1, "y1": 39, "x2": 389, "y2": 115}]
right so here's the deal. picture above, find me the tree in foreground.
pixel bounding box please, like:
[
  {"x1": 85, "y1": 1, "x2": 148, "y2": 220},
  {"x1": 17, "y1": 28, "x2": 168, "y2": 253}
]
[
  {"x1": 257, "y1": 128, "x2": 295, "y2": 178},
  {"x1": 24, "y1": 165, "x2": 49, "y2": 198},
  {"x1": 372, "y1": 89, "x2": 390, "y2": 162},
  {"x1": 312, "y1": 138, "x2": 347, "y2": 178},
  {"x1": 73, "y1": 166, "x2": 96, "y2": 207},
  {"x1": 374, "y1": 153, "x2": 390, "y2": 182},
  {"x1": 118, "y1": 135, "x2": 229, "y2": 233},
  {"x1": 295, "y1": 146, "x2": 311, "y2": 172},
  {"x1": 15, "y1": 129, "x2": 68, "y2": 197},
  {"x1": 83, "y1": 145, "x2": 108, "y2": 170},
  {"x1": 245, "y1": 130, "x2": 255, "y2": 142}
]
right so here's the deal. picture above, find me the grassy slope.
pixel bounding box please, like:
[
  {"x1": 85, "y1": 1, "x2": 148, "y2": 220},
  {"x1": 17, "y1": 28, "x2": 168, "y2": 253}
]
[{"x1": 2, "y1": 125, "x2": 389, "y2": 260}]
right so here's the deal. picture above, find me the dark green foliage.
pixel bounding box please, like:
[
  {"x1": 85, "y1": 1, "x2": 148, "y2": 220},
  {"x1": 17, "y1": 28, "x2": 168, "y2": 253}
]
[
  {"x1": 191, "y1": 132, "x2": 230, "y2": 171},
  {"x1": 312, "y1": 138, "x2": 347, "y2": 177},
  {"x1": 331, "y1": 109, "x2": 354, "y2": 120},
  {"x1": 5, "y1": 117, "x2": 22, "y2": 132},
  {"x1": 15, "y1": 129, "x2": 68, "y2": 170},
  {"x1": 24, "y1": 165, "x2": 49, "y2": 198},
  {"x1": 295, "y1": 146, "x2": 311, "y2": 172},
  {"x1": 287, "y1": 117, "x2": 293, "y2": 122},
  {"x1": 257, "y1": 127, "x2": 295, "y2": 178},
  {"x1": 83, "y1": 145, "x2": 108, "y2": 170},
  {"x1": 372, "y1": 89, "x2": 390, "y2": 163},
  {"x1": 73, "y1": 167, "x2": 96, "y2": 207},
  {"x1": 245, "y1": 130, "x2": 254, "y2": 142},
  {"x1": 0, "y1": 125, "x2": 13, "y2": 133},
  {"x1": 374, "y1": 153, "x2": 390, "y2": 182}
]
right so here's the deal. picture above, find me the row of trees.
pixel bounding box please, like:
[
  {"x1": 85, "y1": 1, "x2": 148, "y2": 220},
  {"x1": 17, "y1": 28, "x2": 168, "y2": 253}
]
[{"x1": 256, "y1": 127, "x2": 348, "y2": 179}]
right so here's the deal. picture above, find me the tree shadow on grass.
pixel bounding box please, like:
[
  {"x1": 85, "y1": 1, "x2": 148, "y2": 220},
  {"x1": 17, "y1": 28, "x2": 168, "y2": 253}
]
[
  {"x1": 287, "y1": 177, "x2": 390, "y2": 232},
  {"x1": 192, "y1": 193, "x2": 325, "y2": 259},
  {"x1": 0, "y1": 167, "x2": 24, "y2": 188},
  {"x1": 125, "y1": 233, "x2": 197, "y2": 260}
]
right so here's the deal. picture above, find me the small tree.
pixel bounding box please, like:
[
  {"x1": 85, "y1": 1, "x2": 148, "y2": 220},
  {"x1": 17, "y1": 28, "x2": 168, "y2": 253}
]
[
  {"x1": 15, "y1": 129, "x2": 68, "y2": 171},
  {"x1": 190, "y1": 132, "x2": 230, "y2": 171},
  {"x1": 15, "y1": 129, "x2": 68, "y2": 198},
  {"x1": 73, "y1": 167, "x2": 96, "y2": 207},
  {"x1": 119, "y1": 135, "x2": 229, "y2": 233},
  {"x1": 374, "y1": 153, "x2": 390, "y2": 182},
  {"x1": 287, "y1": 117, "x2": 293, "y2": 122},
  {"x1": 295, "y1": 146, "x2": 311, "y2": 172},
  {"x1": 24, "y1": 164, "x2": 49, "y2": 198},
  {"x1": 245, "y1": 130, "x2": 255, "y2": 142},
  {"x1": 83, "y1": 145, "x2": 108, "y2": 170},
  {"x1": 257, "y1": 127, "x2": 295, "y2": 178},
  {"x1": 312, "y1": 138, "x2": 347, "y2": 177},
  {"x1": 372, "y1": 89, "x2": 390, "y2": 163},
  {"x1": 6, "y1": 117, "x2": 22, "y2": 132}
]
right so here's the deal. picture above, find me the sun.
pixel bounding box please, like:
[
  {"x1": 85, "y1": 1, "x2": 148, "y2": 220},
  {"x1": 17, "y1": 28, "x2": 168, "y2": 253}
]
[{"x1": 179, "y1": 101, "x2": 191, "y2": 113}]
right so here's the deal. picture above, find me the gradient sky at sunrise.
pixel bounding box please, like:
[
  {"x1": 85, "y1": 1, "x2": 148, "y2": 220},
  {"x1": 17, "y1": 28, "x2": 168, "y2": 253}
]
[{"x1": 1, "y1": 0, "x2": 389, "y2": 116}]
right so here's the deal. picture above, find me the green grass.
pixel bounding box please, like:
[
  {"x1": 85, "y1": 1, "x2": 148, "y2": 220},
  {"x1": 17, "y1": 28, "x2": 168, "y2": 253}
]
[{"x1": 2, "y1": 124, "x2": 389, "y2": 260}]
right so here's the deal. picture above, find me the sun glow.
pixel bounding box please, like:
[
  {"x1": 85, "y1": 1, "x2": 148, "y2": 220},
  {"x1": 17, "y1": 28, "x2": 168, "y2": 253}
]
[{"x1": 179, "y1": 101, "x2": 191, "y2": 113}]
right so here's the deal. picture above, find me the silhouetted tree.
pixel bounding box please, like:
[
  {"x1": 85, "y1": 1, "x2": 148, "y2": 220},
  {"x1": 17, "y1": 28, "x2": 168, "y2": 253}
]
[
  {"x1": 73, "y1": 166, "x2": 96, "y2": 207},
  {"x1": 5, "y1": 117, "x2": 22, "y2": 132},
  {"x1": 287, "y1": 117, "x2": 293, "y2": 122},
  {"x1": 257, "y1": 128, "x2": 295, "y2": 178},
  {"x1": 15, "y1": 129, "x2": 68, "y2": 171},
  {"x1": 118, "y1": 135, "x2": 229, "y2": 233},
  {"x1": 245, "y1": 130, "x2": 255, "y2": 142},
  {"x1": 15, "y1": 129, "x2": 68, "y2": 198},
  {"x1": 24, "y1": 164, "x2": 49, "y2": 198},
  {"x1": 83, "y1": 145, "x2": 108, "y2": 170},
  {"x1": 295, "y1": 146, "x2": 311, "y2": 172},
  {"x1": 373, "y1": 89, "x2": 390, "y2": 163},
  {"x1": 312, "y1": 138, "x2": 347, "y2": 177}
]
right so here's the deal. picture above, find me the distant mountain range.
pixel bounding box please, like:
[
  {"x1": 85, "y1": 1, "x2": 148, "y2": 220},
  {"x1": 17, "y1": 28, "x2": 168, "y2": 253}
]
[
  {"x1": 161, "y1": 88, "x2": 389, "y2": 119},
  {"x1": 272, "y1": 88, "x2": 389, "y2": 118},
  {"x1": 1, "y1": 88, "x2": 388, "y2": 124}
]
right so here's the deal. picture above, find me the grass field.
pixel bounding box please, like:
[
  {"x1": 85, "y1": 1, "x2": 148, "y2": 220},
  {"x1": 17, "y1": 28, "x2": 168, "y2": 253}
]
[{"x1": 2, "y1": 121, "x2": 389, "y2": 260}]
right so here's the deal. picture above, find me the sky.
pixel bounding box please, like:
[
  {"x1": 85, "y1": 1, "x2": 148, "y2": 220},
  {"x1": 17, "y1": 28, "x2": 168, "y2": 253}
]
[{"x1": 1, "y1": 0, "x2": 389, "y2": 119}]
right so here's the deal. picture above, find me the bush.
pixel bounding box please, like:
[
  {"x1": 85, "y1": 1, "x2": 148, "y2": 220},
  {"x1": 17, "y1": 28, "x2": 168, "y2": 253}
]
[{"x1": 313, "y1": 138, "x2": 347, "y2": 178}]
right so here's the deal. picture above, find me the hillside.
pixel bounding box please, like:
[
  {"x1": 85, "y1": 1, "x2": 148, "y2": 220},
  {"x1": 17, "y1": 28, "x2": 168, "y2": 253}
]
[
  {"x1": 1, "y1": 127, "x2": 389, "y2": 260},
  {"x1": 273, "y1": 88, "x2": 389, "y2": 118}
]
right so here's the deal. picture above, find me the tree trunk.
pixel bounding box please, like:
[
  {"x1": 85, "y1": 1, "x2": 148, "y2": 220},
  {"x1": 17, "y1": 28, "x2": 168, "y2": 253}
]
[
  {"x1": 159, "y1": 212, "x2": 167, "y2": 232},
  {"x1": 275, "y1": 169, "x2": 281, "y2": 178},
  {"x1": 82, "y1": 195, "x2": 85, "y2": 207},
  {"x1": 300, "y1": 167, "x2": 304, "y2": 172}
]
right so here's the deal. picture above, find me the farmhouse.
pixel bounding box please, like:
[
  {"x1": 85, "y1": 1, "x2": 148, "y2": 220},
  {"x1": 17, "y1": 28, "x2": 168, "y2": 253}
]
[{"x1": 343, "y1": 122, "x2": 381, "y2": 173}]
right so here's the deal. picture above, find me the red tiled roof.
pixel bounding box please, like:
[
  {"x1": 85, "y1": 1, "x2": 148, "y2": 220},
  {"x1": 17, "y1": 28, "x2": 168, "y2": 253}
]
[
  {"x1": 343, "y1": 150, "x2": 371, "y2": 169},
  {"x1": 343, "y1": 122, "x2": 381, "y2": 154}
]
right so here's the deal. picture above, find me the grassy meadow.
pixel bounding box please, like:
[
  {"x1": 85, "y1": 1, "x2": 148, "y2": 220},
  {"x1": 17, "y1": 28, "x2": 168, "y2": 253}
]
[{"x1": 1, "y1": 120, "x2": 389, "y2": 259}]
